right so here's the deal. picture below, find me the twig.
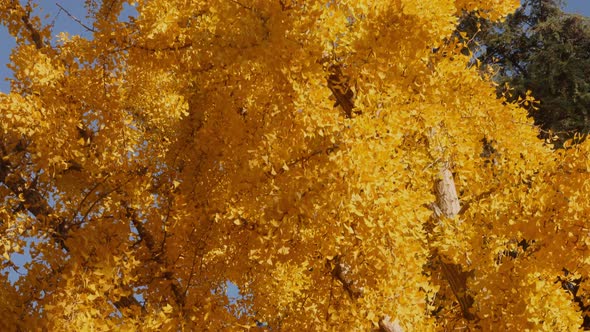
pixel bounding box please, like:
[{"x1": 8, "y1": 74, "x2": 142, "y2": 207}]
[
  {"x1": 55, "y1": 3, "x2": 96, "y2": 32},
  {"x1": 49, "y1": 7, "x2": 63, "y2": 29}
]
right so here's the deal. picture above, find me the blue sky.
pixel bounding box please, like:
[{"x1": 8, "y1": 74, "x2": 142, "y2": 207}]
[{"x1": 565, "y1": 0, "x2": 590, "y2": 14}]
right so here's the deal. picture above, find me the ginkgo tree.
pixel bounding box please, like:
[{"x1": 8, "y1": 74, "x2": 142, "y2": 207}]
[{"x1": 1, "y1": 0, "x2": 590, "y2": 330}]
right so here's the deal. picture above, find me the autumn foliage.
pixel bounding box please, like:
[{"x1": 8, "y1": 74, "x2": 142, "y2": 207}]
[{"x1": 1, "y1": 0, "x2": 590, "y2": 330}]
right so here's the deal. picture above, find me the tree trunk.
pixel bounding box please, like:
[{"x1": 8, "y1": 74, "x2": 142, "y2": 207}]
[{"x1": 434, "y1": 163, "x2": 475, "y2": 320}]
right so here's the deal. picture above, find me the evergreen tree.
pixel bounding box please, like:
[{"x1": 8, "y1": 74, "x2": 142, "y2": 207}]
[{"x1": 459, "y1": 0, "x2": 590, "y2": 146}]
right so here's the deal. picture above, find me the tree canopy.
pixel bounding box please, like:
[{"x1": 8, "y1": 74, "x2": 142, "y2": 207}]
[
  {"x1": 1, "y1": 0, "x2": 590, "y2": 330},
  {"x1": 458, "y1": 0, "x2": 590, "y2": 145}
]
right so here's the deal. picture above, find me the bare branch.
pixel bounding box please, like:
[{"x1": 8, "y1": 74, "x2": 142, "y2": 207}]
[{"x1": 55, "y1": 3, "x2": 96, "y2": 32}]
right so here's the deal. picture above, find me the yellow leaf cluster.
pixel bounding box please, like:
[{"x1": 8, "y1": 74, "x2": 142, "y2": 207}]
[{"x1": 0, "y1": 0, "x2": 589, "y2": 331}]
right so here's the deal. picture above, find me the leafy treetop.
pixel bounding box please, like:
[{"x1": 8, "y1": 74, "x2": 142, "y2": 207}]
[{"x1": 1, "y1": 0, "x2": 590, "y2": 331}]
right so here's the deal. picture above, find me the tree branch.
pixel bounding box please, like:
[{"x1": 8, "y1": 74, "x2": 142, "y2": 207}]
[
  {"x1": 0, "y1": 142, "x2": 69, "y2": 251},
  {"x1": 327, "y1": 255, "x2": 363, "y2": 299},
  {"x1": 379, "y1": 316, "x2": 404, "y2": 332},
  {"x1": 12, "y1": 0, "x2": 44, "y2": 49},
  {"x1": 55, "y1": 3, "x2": 96, "y2": 32},
  {"x1": 326, "y1": 64, "x2": 358, "y2": 118},
  {"x1": 125, "y1": 202, "x2": 186, "y2": 307},
  {"x1": 431, "y1": 162, "x2": 476, "y2": 320}
]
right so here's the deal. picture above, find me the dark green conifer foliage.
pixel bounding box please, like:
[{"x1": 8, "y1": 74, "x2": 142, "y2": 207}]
[{"x1": 458, "y1": 0, "x2": 590, "y2": 146}]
